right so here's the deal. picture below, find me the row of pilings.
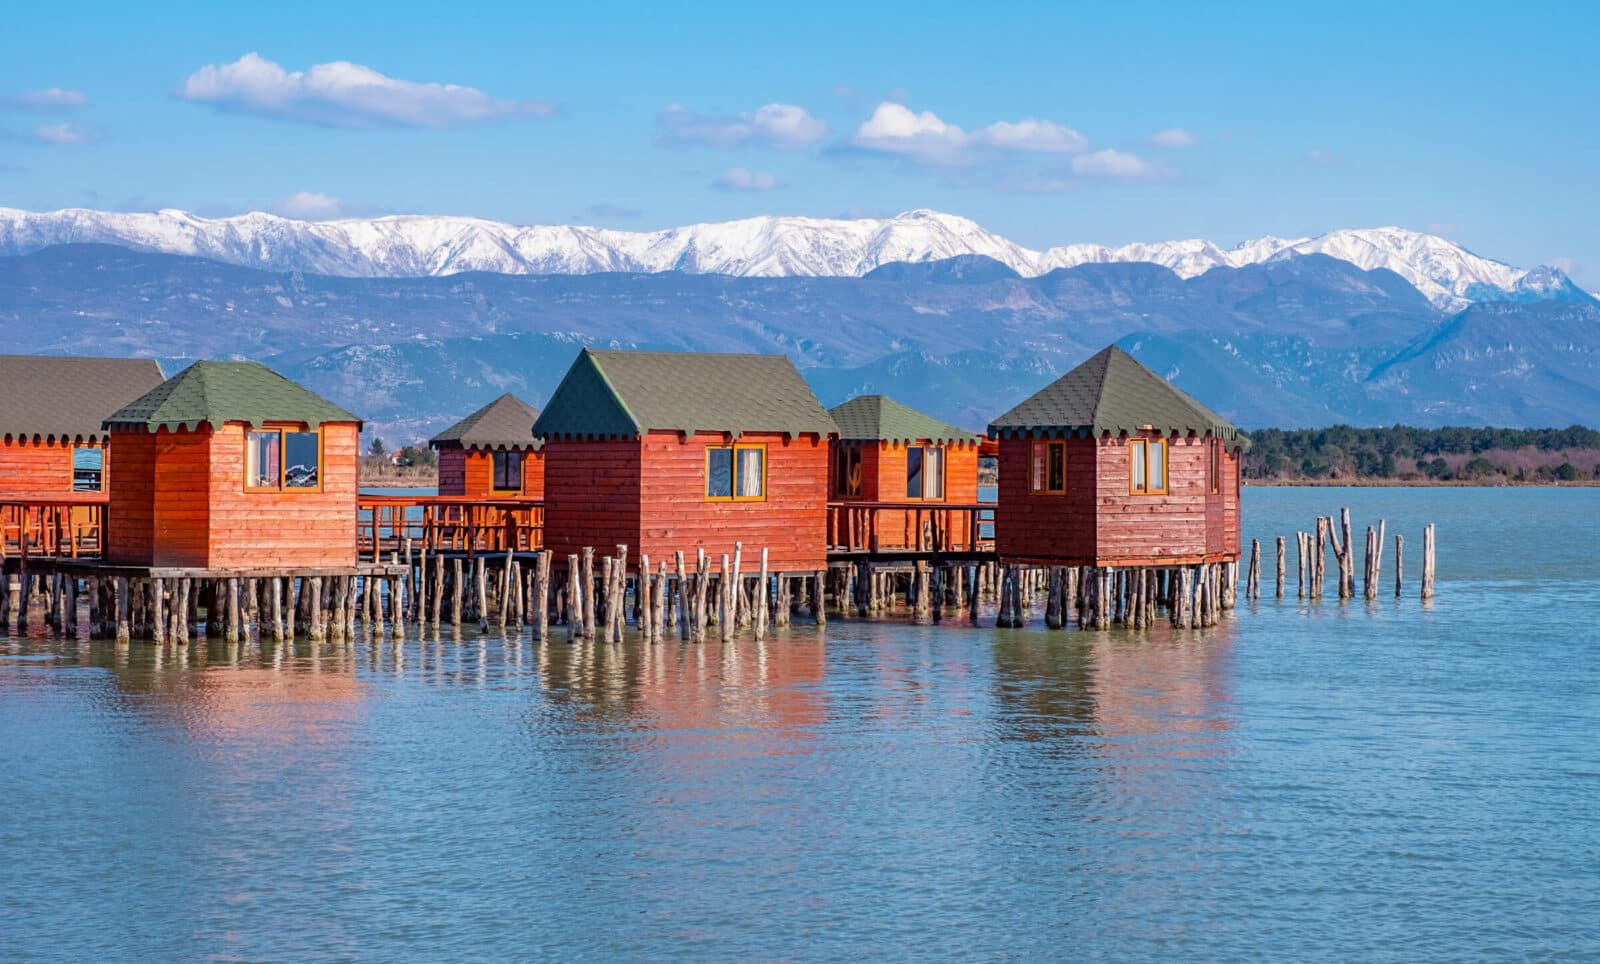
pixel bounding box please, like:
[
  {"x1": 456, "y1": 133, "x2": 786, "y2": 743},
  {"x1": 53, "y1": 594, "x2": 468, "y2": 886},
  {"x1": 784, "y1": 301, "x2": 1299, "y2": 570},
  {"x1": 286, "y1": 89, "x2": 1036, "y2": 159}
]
[{"x1": 1238, "y1": 510, "x2": 1437, "y2": 603}]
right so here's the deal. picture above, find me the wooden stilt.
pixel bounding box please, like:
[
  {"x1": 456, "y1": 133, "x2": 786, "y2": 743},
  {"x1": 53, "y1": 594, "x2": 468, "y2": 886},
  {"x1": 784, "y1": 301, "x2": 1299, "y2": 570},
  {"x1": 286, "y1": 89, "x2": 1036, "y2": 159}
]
[{"x1": 1421, "y1": 524, "x2": 1436, "y2": 600}]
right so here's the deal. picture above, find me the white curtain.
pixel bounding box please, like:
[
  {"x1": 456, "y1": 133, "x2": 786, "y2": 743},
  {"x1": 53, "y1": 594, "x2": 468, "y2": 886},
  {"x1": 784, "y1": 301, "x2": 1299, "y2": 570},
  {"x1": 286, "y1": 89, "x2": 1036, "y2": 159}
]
[
  {"x1": 737, "y1": 447, "x2": 764, "y2": 498},
  {"x1": 926, "y1": 447, "x2": 944, "y2": 498}
]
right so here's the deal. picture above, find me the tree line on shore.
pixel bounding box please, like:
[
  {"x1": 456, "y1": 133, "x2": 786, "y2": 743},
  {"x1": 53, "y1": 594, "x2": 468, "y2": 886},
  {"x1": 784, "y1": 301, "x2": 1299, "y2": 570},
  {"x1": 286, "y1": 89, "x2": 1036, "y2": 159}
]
[{"x1": 1241, "y1": 425, "x2": 1600, "y2": 483}]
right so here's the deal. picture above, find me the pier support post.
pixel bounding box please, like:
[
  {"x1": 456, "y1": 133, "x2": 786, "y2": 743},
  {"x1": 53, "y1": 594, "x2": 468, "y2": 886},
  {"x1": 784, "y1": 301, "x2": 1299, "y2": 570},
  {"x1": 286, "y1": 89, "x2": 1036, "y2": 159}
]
[
  {"x1": 1421, "y1": 524, "x2": 1436, "y2": 601},
  {"x1": 114, "y1": 577, "x2": 130, "y2": 644}
]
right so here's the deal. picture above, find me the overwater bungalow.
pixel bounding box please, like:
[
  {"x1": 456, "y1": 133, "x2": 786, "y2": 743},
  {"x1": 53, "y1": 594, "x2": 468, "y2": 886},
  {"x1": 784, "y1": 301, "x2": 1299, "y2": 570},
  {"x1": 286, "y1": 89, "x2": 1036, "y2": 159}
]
[
  {"x1": 428, "y1": 393, "x2": 544, "y2": 500},
  {"x1": 532, "y1": 348, "x2": 838, "y2": 575},
  {"x1": 987, "y1": 345, "x2": 1244, "y2": 569},
  {"x1": 103, "y1": 361, "x2": 363, "y2": 569},
  {"x1": 0, "y1": 355, "x2": 165, "y2": 503},
  {"x1": 827, "y1": 394, "x2": 985, "y2": 552}
]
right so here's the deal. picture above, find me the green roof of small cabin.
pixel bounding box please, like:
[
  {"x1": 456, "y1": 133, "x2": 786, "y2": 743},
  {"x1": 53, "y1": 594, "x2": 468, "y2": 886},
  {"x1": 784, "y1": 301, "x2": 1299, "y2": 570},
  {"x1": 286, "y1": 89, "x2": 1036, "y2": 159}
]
[
  {"x1": 532, "y1": 348, "x2": 838, "y2": 440},
  {"x1": 829, "y1": 394, "x2": 981, "y2": 446},
  {"x1": 104, "y1": 360, "x2": 362, "y2": 433},
  {"x1": 988, "y1": 345, "x2": 1244, "y2": 445},
  {"x1": 429, "y1": 393, "x2": 543, "y2": 451},
  {"x1": 0, "y1": 354, "x2": 166, "y2": 443}
]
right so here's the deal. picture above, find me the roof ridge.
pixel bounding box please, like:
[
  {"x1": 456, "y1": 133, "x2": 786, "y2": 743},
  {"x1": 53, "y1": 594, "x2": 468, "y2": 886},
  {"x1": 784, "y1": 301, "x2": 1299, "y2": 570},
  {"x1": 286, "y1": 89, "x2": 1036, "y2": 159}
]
[{"x1": 583, "y1": 350, "x2": 642, "y2": 433}]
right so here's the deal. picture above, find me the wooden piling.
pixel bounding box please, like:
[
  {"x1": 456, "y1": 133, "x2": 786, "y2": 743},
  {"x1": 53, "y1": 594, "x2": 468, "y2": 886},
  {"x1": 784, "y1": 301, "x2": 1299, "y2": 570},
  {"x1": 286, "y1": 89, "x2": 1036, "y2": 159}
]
[
  {"x1": 1394, "y1": 534, "x2": 1404, "y2": 598},
  {"x1": 1421, "y1": 524, "x2": 1436, "y2": 600}
]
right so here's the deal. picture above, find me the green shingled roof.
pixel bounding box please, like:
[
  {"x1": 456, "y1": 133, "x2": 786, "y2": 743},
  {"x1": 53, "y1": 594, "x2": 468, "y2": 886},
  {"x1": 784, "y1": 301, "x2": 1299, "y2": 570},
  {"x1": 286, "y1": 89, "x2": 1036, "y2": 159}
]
[
  {"x1": 829, "y1": 394, "x2": 981, "y2": 445},
  {"x1": 104, "y1": 360, "x2": 361, "y2": 432},
  {"x1": 988, "y1": 345, "x2": 1244, "y2": 445},
  {"x1": 532, "y1": 349, "x2": 838, "y2": 439},
  {"x1": 429, "y1": 393, "x2": 543, "y2": 451},
  {"x1": 0, "y1": 355, "x2": 165, "y2": 442}
]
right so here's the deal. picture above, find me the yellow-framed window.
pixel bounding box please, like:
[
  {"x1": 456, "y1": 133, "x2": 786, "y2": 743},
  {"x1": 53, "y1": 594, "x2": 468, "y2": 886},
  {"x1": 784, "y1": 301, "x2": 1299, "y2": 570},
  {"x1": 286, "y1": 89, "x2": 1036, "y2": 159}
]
[
  {"x1": 906, "y1": 445, "x2": 946, "y2": 500},
  {"x1": 245, "y1": 427, "x2": 323, "y2": 493},
  {"x1": 1030, "y1": 440, "x2": 1066, "y2": 494},
  {"x1": 71, "y1": 446, "x2": 105, "y2": 492},
  {"x1": 706, "y1": 443, "x2": 766, "y2": 502},
  {"x1": 1130, "y1": 438, "x2": 1168, "y2": 495},
  {"x1": 492, "y1": 450, "x2": 524, "y2": 493}
]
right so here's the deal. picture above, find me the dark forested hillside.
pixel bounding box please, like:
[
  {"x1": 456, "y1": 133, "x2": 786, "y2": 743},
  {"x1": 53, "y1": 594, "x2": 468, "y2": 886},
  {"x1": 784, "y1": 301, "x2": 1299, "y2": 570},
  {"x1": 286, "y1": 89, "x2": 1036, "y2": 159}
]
[{"x1": 1242, "y1": 425, "x2": 1600, "y2": 482}]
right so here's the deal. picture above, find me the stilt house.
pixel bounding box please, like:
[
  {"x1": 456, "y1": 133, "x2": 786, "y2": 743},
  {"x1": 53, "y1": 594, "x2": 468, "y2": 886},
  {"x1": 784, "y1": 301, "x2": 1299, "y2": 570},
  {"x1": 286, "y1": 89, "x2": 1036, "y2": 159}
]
[
  {"x1": 429, "y1": 393, "x2": 544, "y2": 500},
  {"x1": 532, "y1": 349, "x2": 838, "y2": 573},
  {"x1": 827, "y1": 394, "x2": 982, "y2": 503},
  {"x1": 0, "y1": 355, "x2": 165, "y2": 503},
  {"x1": 988, "y1": 345, "x2": 1244, "y2": 567},
  {"x1": 102, "y1": 361, "x2": 363, "y2": 569},
  {"x1": 827, "y1": 394, "x2": 984, "y2": 550}
]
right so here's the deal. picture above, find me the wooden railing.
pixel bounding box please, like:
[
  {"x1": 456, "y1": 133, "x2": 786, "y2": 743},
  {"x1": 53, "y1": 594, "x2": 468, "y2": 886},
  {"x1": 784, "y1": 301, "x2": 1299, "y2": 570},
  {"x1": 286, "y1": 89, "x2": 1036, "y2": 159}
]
[
  {"x1": 827, "y1": 501, "x2": 995, "y2": 554},
  {"x1": 0, "y1": 502, "x2": 106, "y2": 560},
  {"x1": 358, "y1": 496, "x2": 544, "y2": 561}
]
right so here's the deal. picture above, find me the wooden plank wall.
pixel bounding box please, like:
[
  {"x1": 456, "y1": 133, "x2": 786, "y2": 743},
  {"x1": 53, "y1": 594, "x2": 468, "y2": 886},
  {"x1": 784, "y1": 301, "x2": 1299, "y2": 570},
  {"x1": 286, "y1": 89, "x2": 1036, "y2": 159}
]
[
  {"x1": 105, "y1": 431, "x2": 160, "y2": 564},
  {"x1": 639, "y1": 430, "x2": 828, "y2": 573},
  {"x1": 1094, "y1": 433, "x2": 1210, "y2": 565},
  {"x1": 436, "y1": 447, "x2": 468, "y2": 496},
  {"x1": 542, "y1": 438, "x2": 643, "y2": 563},
  {"x1": 993, "y1": 436, "x2": 1096, "y2": 564},
  {"x1": 438, "y1": 448, "x2": 546, "y2": 499},
  {"x1": 0, "y1": 438, "x2": 110, "y2": 503},
  {"x1": 205, "y1": 422, "x2": 360, "y2": 569}
]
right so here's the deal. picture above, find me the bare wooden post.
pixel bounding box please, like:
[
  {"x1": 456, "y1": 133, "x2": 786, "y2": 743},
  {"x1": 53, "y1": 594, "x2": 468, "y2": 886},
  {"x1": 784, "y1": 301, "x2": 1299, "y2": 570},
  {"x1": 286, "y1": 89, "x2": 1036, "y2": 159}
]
[
  {"x1": 173, "y1": 578, "x2": 190, "y2": 645},
  {"x1": 533, "y1": 551, "x2": 551, "y2": 641},
  {"x1": 1340, "y1": 508, "x2": 1355, "y2": 600},
  {"x1": 600, "y1": 556, "x2": 616, "y2": 643},
  {"x1": 566, "y1": 554, "x2": 581, "y2": 641},
  {"x1": 305, "y1": 577, "x2": 323, "y2": 642},
  {"x1": 390, "y1": 573, "x2": 406, "y2": 639},
  {"x1": 1275, "y1": 536, "x2": 1286, "y2": 599},
  {"x1": 1394, "y1": 534, "x2": 1404, "y2": 598},
  {"x1": 730, "y1": 543, "x2": 744, "y2": 629},
  {"x1": 637, "y1": 552, "x2": 652, "y2": 641},
  {"x1": 581, "y1": 548, "x2": 597, "y2": 639},
  {"x1": 755, "y1": 548, "x2": 769, "y2": 640},
  {"x1": 1421, "y1": 524, "x2": 1436, "y2": 601}
]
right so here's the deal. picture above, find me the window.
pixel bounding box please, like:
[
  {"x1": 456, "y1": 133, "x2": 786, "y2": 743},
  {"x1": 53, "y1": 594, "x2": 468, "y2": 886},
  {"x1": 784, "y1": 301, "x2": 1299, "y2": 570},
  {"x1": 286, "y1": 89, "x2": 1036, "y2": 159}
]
[
  {"x1": 1030, "y1": 440, "x2": 1066, "y2": 494},
  {"x1": 706, "y1": 444, "x2": 765, "y2": 501},
  {"x1": 1209, "y1": 439, "x2": 1221, "y2": 494},
  {"x1": 1130, "y1": 438, "x2": 1168, "y2": 495},
  {"x1": 246, "y1": 428, "x2": 321, "y2": 492},
  {"x1": 906, "y1": 445, "x2": 945, "y2": 499},
  {"x1": 834, "y1": 445, "x2": 862, "y2": 497},
  {"x1": 492, "y1": 450, "x2": 524, "y2": 493},
  {"x1": 72, "y1": 447, "x2": 104, "y2": 492}
]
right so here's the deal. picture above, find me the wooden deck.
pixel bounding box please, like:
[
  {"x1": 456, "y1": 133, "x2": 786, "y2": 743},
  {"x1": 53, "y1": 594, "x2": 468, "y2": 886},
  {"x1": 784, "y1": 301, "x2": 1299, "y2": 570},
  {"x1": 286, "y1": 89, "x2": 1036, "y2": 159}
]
[
  {"x1": 1, "y1": 502, "x2": 106, "y2": 560},
  {"x1": 826, "y1": 501, "x2": 996, "y2": 561},
  {"x1": 359, "y1": 495, "x2": 543, "y2": 560}
]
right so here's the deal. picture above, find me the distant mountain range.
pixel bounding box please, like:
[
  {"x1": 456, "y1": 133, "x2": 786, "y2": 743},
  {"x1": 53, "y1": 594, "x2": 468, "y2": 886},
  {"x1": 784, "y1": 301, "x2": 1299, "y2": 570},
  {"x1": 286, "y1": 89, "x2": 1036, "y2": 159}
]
[
  {"x1": 2, "y1": 230, "x2": 1597, "y2": 445},
  {"x1": 2, "y1": 207, "x2": 1593, "y2": 310}
]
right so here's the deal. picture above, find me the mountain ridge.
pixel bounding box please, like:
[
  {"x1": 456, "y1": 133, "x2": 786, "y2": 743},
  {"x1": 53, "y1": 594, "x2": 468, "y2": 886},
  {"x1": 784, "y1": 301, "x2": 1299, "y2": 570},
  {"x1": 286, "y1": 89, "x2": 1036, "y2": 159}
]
[{"x1": 0, "y1": 206, "x2": 1580, "y2": 311}]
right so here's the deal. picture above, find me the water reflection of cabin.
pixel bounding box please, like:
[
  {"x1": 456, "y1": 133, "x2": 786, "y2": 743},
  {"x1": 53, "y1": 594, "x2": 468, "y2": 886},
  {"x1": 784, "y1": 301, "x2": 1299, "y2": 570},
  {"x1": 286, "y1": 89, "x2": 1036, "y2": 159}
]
[
  {"x1": 533, "y1": 348, "x2": 838, "y2": 574},
  {"x1": 428, "y1": 393, "x2": 544, "y2": 500},
  {"x1": 0, "y1": 355, "x2": 165, "y2": 503},
  {"x1": 103, "y1": 361, "x2": 363, "y2": 569},
  {"x1": 827, "y1": 394, "x2": 983, "y2": 551},
  {"x1": 988, "y1": 345, "x2": 1243, "y2": 567}
]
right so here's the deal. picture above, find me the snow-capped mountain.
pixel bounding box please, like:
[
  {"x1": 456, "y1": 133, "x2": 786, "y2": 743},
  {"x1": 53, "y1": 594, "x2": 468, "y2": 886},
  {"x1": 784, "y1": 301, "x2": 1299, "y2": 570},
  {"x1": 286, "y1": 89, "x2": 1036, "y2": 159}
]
[{"x1": 0, "y1": 206, "x2": 1576, "y2": 309}]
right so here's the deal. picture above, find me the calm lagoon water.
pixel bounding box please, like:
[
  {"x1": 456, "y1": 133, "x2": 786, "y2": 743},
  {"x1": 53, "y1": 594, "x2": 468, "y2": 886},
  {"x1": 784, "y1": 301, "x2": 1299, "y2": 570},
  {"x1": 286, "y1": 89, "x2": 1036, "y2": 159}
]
[{"x1": 2, "y1": 488, "x2": 1596, "y2": 961}]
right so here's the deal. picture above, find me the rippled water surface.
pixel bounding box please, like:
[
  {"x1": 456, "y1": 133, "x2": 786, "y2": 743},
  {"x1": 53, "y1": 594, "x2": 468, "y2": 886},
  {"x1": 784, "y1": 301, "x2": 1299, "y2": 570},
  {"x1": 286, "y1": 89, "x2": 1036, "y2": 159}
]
[{"x1": 2, "y1": 488, "x2": 1596, "y2": 960}]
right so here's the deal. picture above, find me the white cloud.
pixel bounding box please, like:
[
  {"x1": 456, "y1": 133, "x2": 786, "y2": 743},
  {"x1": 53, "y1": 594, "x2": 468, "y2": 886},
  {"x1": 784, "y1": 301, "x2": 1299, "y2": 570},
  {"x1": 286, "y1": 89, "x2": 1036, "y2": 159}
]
[
  {"x1": 177, "y1": 53, "x2": 554, "y2": 128},
  {"x1": 3, "y1": 88, "x2": 89, "y2": 109},
  {"x1": 656, "y1": 103, "x2": 825, "y2": 151},
  {"x1": 33, "y1": 123, "x2": 93, "y2": 145},
  {"x1": 1151, "y1": 128, "x2": 1197, "y2": 147},
  {"x1": 713, "y1": 166, "x2": 781, "y2": 191},
  {"x1": 970, "y1": 118, "x2": 1087, "y2": 153},
  {"x1": 1070, "y1": 149, "x2": 1154, "y2": 178},
  {"x1": 274, "y1": 191, "x2": 344, "y2": 219},
  {"x1": 850, "y1": 102, "x2": 1086, "y2": 165}
]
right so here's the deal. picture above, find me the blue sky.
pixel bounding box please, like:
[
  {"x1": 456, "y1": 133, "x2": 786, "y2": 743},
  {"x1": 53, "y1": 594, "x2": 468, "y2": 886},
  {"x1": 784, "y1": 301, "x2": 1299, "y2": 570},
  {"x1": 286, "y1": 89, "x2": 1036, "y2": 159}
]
[{"x1": 2, "y1": 0, "x2": 1597, "y2": 285}]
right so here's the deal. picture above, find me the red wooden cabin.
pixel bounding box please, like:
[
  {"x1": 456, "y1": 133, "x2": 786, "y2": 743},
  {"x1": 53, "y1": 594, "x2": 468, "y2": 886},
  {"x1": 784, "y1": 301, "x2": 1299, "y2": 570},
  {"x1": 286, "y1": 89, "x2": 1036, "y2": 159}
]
[
  {"x1": 988, "y1": 345, "x2": 1244, "y2": 567},
  {"x1": 827, "y1": 394, "x2": 984, "y2": 551},
  {"x1": 103, "y1": 361, "x2": 363, "y2": 570},
  {"x1": 533, "y1": 349, "x2": 838, "y2": 574},
  {"x1": 429, "y1": 393, "x2": 544, "y2": 500},
  {"x1": 0, "y1": 355, "x2": 165, "y2": 504}
]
